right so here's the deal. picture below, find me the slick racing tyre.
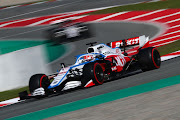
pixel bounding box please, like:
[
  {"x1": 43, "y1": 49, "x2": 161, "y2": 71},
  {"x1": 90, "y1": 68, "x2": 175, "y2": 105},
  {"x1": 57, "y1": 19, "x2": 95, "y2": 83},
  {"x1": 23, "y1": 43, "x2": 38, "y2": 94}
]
[
  {"x1": 138, "y1": 47, "x2": 161, "y2": 71},
  {"x1": 29, "y1": 74, "x2": 50, "y2": 94},
  {"x1": 83, "y1": 62, "x2": 104, "y2": 86}
]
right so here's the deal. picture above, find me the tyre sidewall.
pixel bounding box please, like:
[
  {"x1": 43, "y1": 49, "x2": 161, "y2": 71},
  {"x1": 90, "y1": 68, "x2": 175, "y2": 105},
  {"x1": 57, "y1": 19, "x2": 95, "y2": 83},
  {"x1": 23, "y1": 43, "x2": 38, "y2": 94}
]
[
  {"x1": 138, "y1": 47, "x2": 161, "y2": 71},
  {"x1": 82, "y1": 62, "x2": 104, "y2": 86},
  {"x1": 29, "y1": 74, "x2": 49, "y2": 93}
]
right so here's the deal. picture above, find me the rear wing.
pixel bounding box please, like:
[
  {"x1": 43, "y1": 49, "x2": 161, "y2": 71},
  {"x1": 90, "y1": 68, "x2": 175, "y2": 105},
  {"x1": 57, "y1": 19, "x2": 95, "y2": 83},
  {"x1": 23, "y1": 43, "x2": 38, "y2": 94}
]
[{"x1": 107, "y1": 35, "x2": 149, "y2": 49}]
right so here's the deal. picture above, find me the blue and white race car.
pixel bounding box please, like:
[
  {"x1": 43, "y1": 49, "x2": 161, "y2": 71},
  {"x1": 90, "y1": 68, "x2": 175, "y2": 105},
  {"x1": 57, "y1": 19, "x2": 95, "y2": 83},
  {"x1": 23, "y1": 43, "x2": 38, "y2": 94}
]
[{"x1": 19, "y1": 35, "x2": 161, "y2": 99}]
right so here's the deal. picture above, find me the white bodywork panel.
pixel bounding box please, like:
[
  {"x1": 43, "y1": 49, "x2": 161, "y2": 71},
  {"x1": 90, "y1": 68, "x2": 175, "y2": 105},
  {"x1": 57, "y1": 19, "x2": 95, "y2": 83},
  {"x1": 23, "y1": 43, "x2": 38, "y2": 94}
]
[
  {"x1": 87, "y1": 44, "x2": 122, "y2": 56},
  {"x1": 49, "y1": 65, "x2": 84, "y2": 89},
  {"x1": 139, "y1": 35, "x2": 149, "y2": 48},
  {"x1": 62, "y1": 81, "x2": 81, "y2": 91},
  {"x1": 31, "y1": 87, "x2": 45, "y2": 96}
]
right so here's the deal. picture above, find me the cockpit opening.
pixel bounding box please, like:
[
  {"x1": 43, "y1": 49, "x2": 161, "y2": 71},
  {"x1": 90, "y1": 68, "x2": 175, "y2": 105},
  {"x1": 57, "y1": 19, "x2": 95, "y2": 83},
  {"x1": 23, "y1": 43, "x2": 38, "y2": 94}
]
[{"x1": 87, "y1": 48, "x2": 94, "y2": 53}]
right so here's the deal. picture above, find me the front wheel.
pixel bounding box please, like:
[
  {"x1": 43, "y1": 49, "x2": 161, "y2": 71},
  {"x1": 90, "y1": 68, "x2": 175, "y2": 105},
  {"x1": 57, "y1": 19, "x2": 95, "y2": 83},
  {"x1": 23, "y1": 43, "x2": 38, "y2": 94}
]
[
  {"x1": 82, "y1": 62, "x2": 104, "y2": 86},
  {"x1": 137, "y1": 47, "x2": 161, "y2": 71},
  {"x1": 29, "y1": 74, "x2": 50, "y2": 95}
]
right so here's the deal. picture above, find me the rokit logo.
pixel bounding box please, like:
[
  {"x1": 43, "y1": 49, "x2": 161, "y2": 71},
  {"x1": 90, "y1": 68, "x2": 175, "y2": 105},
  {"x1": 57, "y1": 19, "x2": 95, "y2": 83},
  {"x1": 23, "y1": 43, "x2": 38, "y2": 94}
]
[
  {"x1": 115, "y1": 37, "x2": 139, "y2": 47},
  {"x1": 110, "y1": 37, "x2": 140, "y2": 48},
  {"x1": 126, "y1": 37, "x2": 139, "y2": 45}
]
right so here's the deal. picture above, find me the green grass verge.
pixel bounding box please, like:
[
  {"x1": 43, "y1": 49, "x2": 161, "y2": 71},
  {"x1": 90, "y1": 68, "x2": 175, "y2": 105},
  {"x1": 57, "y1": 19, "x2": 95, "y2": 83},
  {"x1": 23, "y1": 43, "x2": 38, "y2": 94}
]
[
  {"x1": 0, "y1": 41, "x2": 44, "y2": 54},
  {"x1": 0, "y1": 86, "x2": 29, "y2": 102},
  {"x1": 157, "y1": 40, "x2": 180, "y2": 56},
  {"x1": 90, "y1": 0, "x2": 180, "y2": 14}
]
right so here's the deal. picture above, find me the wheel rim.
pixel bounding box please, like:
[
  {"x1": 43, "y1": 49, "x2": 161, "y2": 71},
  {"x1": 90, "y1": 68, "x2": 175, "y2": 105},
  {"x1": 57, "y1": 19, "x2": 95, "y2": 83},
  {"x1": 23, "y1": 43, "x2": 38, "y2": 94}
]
[
  {"x1": 94, "y1": 65, "x2": 104, "y2": 84},
  {"x1": 152, "y1": 49, "x2": 161, "y2": 68}
]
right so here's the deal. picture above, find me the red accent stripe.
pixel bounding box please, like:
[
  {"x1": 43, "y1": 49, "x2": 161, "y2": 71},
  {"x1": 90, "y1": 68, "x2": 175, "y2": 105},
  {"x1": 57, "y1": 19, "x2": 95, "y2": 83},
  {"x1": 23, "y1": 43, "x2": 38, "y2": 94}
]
[
  {"x1": 40, "y1": 11, "x2": 95, "y2": 25},
  {"x1": 155, "y1": 31, "x2": 180, "y2": 40},
  {"x1": 156, "y1": 13, "x2": 180, "y2": 23},
  {"x1": 106, "y1": 11, "x2": 150, "y2": 20},
  {"x1": 85, "y1": 81, "x2": 95, "y2": 87},
  {"x1": 152, "y1": 48, "x2": 160, "y2": 68},
  {"x1": 40, "y1": 75, "x2": 47, "y2": 87},
  {"x1": 75, "y1": 14, "x2": 113, "y2": 22},
  {"x1": 0, "y1": 103, "x2": 9, "y2": 107},
  {"x1": 150, "y1": 35, "x2": 180, "y2": 47},
  {"x1": 134, "y1": 9, "x2": 180, "y2": 21},
  {"x1": 93, "y1": 63, "x2": 104, "y2": 84},
  {"x1": 167, "y1": 20, "x2": 180, "y2": 27},
  {"x1": 163, "y1": 26, "x2": 180, "y2": 34},
  {"x1": 20, "y1": 3, "x2": 33, "y2": 7}
]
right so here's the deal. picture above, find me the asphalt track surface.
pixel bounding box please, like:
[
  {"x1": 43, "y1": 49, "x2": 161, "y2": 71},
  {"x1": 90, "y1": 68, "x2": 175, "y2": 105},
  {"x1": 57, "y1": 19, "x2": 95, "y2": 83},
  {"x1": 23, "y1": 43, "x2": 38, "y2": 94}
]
[
  {"x1": 0, "y1": 0, "x2": 151, "y2": 22},
  {"x1": 0, "y1": 0, "x2": 179, "y2": 119},
  {"x1": 1, "y1": 56, "x2": 180, "y2": 119}
]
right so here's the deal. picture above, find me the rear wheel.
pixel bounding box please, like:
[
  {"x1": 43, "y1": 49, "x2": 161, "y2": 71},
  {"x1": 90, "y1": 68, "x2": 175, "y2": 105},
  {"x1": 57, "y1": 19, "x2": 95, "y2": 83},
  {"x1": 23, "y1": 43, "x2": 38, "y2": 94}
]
[
  {"x1": 29, "y1": 74, "x2": 50, "y2": 94},
  {"x1": 138, "y1": 47, "x2": 161, "y2": 71},
  {"x1": 82, "y1": 62, "x2": 104, "y2": 86}
]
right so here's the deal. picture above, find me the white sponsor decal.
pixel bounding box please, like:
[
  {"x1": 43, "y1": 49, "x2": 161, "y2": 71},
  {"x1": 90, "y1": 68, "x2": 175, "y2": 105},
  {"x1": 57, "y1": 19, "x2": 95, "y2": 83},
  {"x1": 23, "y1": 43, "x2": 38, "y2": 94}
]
[
  {"x1": 115, "y1": 56, "x2": 126, "y2": 66},
  {"x1": 111, "y1": 66, "x2": 117, "y2": 71}
]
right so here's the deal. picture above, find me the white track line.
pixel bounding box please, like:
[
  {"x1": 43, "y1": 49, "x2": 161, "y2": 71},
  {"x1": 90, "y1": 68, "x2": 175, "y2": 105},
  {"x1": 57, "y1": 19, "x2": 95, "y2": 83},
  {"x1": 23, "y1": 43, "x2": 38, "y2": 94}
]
[
  {"x1": 165, "y1": 18, "x2": 180, "y2": 24},
  {"x1": 169, "y1": 24, "x2": 180, "y2": 29},
  {"x1": 150, "y1": 34, "x2": 180, "y2": 44},
  {"x1": 162, "y1": 30, "x2": 180, "y2": 36},
  {"x1": 27, "y1": 13, "x2": 73, "y2": 26},
  {"x1": 3, "y1": 5, "x2": 20, "y2": 9},
  {"x1": 27, "y1": 14, "x2": 87, "y2": 26},
  {"x1": 0, "y1": 17, "x2": 36, "y2": 28},
  {"x1": 161, "y1": 55, "x2": 180, "y2": 61},
  {"x1": 0, "y1": 97, "x2": 20, "y2": 106},
  {"x1": 126, "y1": 9, "x2": 165, "y2": 20},
  {"x1": 94, "y1": 11, "x2": 129, "y2": 22},
  {"x1": 150, "y1": 11, "x2": 180, "y2": 21},
  {"x1": 30, "y1": 1, "x2": 46, "y2": 5},
  {"x1": 154, "y1": 39, "x2": 179, "y2": 47}
]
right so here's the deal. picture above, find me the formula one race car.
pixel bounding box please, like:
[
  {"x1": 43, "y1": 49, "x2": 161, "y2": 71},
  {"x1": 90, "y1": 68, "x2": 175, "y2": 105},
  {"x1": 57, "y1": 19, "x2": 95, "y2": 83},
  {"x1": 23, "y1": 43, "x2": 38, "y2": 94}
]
[
  {"x1": 19, "y1": 35, "x2": 161, "y2": 100},
  {"x1": 45, "y1": 18, "x2": 91, "y2": 44}
]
